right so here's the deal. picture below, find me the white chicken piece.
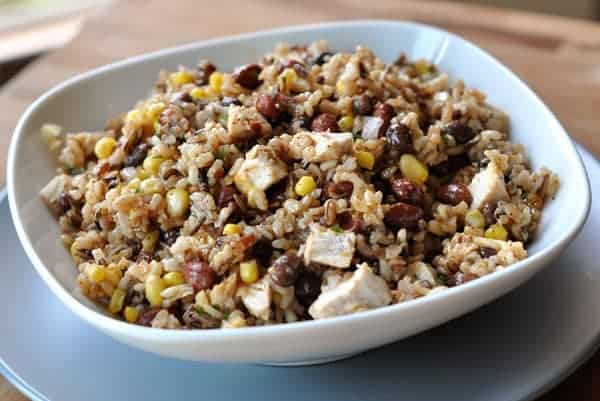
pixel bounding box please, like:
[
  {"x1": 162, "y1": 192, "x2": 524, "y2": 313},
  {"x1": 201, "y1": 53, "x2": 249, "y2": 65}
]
[
  {"x1": 304, "y1": 224, "x2": 356, "y2": 268},
  {"x1": 224, "y1": 105, "x2": 272, "y2": 144},
  {"x1": 309, "y1": 264, "x2": 391, "y2": 319},
  {"x1": 289, "y1": 131, "x2": 353, "y2": 163},
  {"x1": 468, "y1": 160, "x2": 509, "y2": 209},
  {"x1": 40, "y1": 174, "x2": 72, "y2": 215},
  {"x1": 238, "y1": 277, "x2": 271, "y2": 321},
  {"x1": 234, "y1": 145, "x2": 288, "y2": 210}
]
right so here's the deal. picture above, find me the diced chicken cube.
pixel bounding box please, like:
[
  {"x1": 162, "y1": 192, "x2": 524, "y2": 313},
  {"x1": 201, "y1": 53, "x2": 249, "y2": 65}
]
[
  {"x1": 40, "y1": 174, "x2": 72, "y2": 215},
  {"x1": 468, "y1": 160, "x2": 509, "y2": 209},
  {"x1": 407, "y1": 262, "x2": 438, "y2": 286},
  {"x1": 304, "y1": 224, "x2": 356, "y2": 268},
  {"x1": 224, "y1": 105, "x2": 272, "y2": 144},
  {"x1": 238, "y1": 277, "x2": 271, "y2": 321},
  {"x1": 309, "y1": 264, "x2": 391, "y2": 319},
  {"x1": 234, "y1": 145, "x2": 287, "y2": 210},
  {"x1": 289, "y1": 131, "x2": 353, "y2": 163}
]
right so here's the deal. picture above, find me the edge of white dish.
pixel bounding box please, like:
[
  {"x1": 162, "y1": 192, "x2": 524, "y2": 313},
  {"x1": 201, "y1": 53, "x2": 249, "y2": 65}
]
[{"x1": 6, "y1": 20, "x2": 591, "y2": 364}]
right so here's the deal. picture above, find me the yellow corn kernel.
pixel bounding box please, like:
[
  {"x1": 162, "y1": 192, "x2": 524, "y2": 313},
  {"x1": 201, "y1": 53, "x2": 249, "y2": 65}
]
[
  {"x1": 136, "y1": 168, "x2": 151, "y2": 180},
  {"x1": 400, "y1": 154, "x2": 429, "y2": 185},
  {"x1": 240, "y1": 260, "x2": 259, "y2": 284},
  {"x1": 338, "y1": 115, "x2": 354, "y2": 132},
  {"x1": 280, "y1": 68, "x2": 297, "y2": 91},
  {"x1": 166, "y1": 188, "x2": 190, "y2": 218},
  {"x1": 170, "y1": 71, "x2": 194, "y2": 86},
  {"x1": 144, "y1": 102, "x2": 166, "y2": 122},
  {"x1": 356, "y1": 151, "x2": 375, "y2": 170},
  {"x1": 125, "y1": 109, "x2": 144, "y2": 125},
  {"x1": 223, "y1": 223, "x2": 242, "y2": 236},
  {"x1": 140, "y1": 177, "x2": 163, "y2": 194},
  {"x1": 485, "y1": 224, "x2": 508, "y2": 241},
  {"x1": 127, "y1": 177, "x2": 141, "y2": 192},
  {"x1": 145, "y1": 274, "x2": 165, "y2": 307},
  {"x1": 190, "y1": 87, "x2": 209, "y2": 100},
  {"x1": 142, "y1": 231, "x2": 159, "y2": 252},
  {"x1": 465, "y1": 209, "x2": 485, "y2": 229},
  {"x1": 295, "y1": 176, "x2": 316, "y2": 197},
  {"x1": 163, "y1": 271, "x2": 185, "y2": 287},
  {"x1": 142, "y1": 155, "x2": 164, "y2": 176},
  {"x1": 123, "y1": 306, "x2": 139, "y2": 323},
  {"x1": 414, "y1": 59, "x2": 430, "y2": 75},
  {"x1": 209, "y1": 72, "x2": 224, "y2": 94},
  {"x1": 85, "y1": 264, "x2": 106, "y2": 283},
  {"x1": 94, "y1": 137, "x2": 117, "y2": 159},
  {"x1": 109, "y1": 288, "x2": 126, "y2": 314},
  {"x1": 105, "y1": 266, "x2": 123, "y2": 287}
]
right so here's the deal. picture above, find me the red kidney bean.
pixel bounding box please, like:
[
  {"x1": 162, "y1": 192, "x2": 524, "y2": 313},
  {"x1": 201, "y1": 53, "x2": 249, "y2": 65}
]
[
  {"x1": 137, "y1": 307, "x2": 161, "y2": 326},
  {"x1": 336, "y1": 211, "x2": 365, "y2": 233},
  {"x1": 479, "y1": 247, "x2": 498, "y2": 258},
  {"x1": 327, "y1": 181, "x2": 354, "y2": 199},
  {"x1": 481, "y1": 202, "x2": 497, "y2": 226}
]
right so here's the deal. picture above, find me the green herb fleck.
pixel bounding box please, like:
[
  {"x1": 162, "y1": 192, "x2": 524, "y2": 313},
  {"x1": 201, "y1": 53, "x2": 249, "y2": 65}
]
[
  {"x1": 219, "y1": 113, "x2": 229, "y2": 126},
  {"x1": 437, "y1": 272, "x2": 449, "y2": 285},
  {"x1": 441, "y1": 134, "x2": 451, "y2": 145},
  {"x1": 214, "y1": 146, "x2": 228, "y2": 161},
  {"x1": 330, "y1": 224, "x2": 344, "y2": 234},
  {"x1": 195, "y1": 305, "x2": 207, "y2": 315},
  {"x1": 64, "y1": 164, "x2": 84, "y2": 175},
  {"x1": 353, "y1": 131, "x2": 362, "y2": 140}
]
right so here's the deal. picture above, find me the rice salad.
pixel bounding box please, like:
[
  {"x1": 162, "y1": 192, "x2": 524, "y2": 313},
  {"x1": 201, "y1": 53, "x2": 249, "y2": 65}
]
[{"x1": 40, "y1": 41, "x2": 559, "y2": 329}]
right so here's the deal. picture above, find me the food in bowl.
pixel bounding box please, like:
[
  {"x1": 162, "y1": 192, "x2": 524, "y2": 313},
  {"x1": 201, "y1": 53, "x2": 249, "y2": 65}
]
[{"x1": 39, "y1": 41, "x2": 558, "y2": 329}]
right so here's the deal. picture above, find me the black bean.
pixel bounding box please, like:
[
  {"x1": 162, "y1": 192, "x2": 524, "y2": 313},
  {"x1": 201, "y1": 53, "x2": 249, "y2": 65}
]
[
  {"x1": 436, "y1": 183, "x2": 473, "y2": 206},
  {"x1": 270, "y1": 252, "x2": 302, "y2": 287},
  {"x1": 160, "y1": 228, "x2": 179, "y2": 246},
  {"x1": 255, "y1": 93, "x2": 288, "y2": 122},
  {"x1": 327, "y1": 181, "x2": 354, "y2": 199},
  {"x1": 479, "y1": 246, "x2": 498, "y2": 258},
  {"x1": 443, "y1": 121, "x2": 475, "y2": 144},
  {"x1": 384, "y1": 202, "x2": 423, "y2": 231},
  {"x1": 311, "y1": 113, "x2": 339, "y2": 132},
  {"x1": 313, "y1": 52, "x2": 333, "y2": 65},
  {"x1": 57, "y1": 192, "x2": 72, "y2": 214},
  {"x1": 124, "y1": 143, "x2": 149, "y2": 167},
  {"x1": 295, "y1": 273, "x2": 321, "y2": 305},
  {"x1": 233, "y1": 64, "x2": 263, "y2": 89},
  {"x1": 197, "y1": 61, "x2": 216, "y2": 85},
  {"x1": 481, "y1": 202, "x2": 497, "y2": 226},
  {"x1": 386, "y1": 122, "x2": 414, "y2": 154},
  {"x1": 251, "y1": 238, "x2": 274, "y2": 267},
  {"x1": 182, "y1": 304, "x2": 220, "y2": 329},
  {"x1": 430, "y1": 154, "x2": 470, "y2": 176},
  {"x1": 390, "y1": 178, "x2": 423, "y2": 205}
]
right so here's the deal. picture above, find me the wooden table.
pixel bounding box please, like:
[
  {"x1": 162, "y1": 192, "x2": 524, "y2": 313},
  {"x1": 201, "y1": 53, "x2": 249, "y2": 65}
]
[{"x1": 1, "y1": 0, "x2": 598, "y2": 399}]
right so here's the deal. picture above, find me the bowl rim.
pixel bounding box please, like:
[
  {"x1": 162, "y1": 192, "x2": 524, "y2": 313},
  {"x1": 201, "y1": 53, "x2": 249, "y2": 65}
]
[{"x1": 7, "y1": 19, "x2": 591, "y2": 343}]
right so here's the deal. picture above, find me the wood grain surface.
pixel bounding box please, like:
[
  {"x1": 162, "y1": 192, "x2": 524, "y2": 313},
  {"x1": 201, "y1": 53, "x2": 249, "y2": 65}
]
[{"x1": 0, "y1": 1, "x2": 598, "y2": 399}]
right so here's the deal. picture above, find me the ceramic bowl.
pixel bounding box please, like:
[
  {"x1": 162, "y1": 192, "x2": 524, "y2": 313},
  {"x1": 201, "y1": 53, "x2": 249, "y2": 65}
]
[{"x1": 7, "y1": 20, "x2": 591, "y2": 365}]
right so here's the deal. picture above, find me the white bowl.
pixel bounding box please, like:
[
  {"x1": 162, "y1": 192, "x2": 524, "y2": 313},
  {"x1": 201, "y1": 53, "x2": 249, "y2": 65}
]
[{"x1": 7, "y1": 20, "x2": 591, "y2": 365}]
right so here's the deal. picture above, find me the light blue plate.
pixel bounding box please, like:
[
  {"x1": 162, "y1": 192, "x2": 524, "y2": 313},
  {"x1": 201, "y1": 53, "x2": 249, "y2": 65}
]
[{"x1": 1, "y1": 146, "x2": 598, "y2": 401}]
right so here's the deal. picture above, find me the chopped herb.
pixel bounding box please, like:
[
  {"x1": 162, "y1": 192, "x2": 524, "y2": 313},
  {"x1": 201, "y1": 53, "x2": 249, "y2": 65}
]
[
  {"x1": 441, "y1": 133, "x2": 451, "y2": 145},
  {"x1": 195, "y1": 305, "x2": 207, "y2": 315},
  {"x1": 330, "y1": 224, "x2": 344, "y2": 234},
  {"x1": 219, "y1": 113, "x2": 229, "y2": 126},
  {"x1": 353, "y1": 131, "x2": 362, "y2": 140},
  {"x1": 212, "y1": 304, "x2": 221, "y2": 312},
  {"x1": 223, "y1": 311, "x2": 231, "y2": 320},
  {"x1": 437, "y1": 272, "x2": 449, "y2": 285},
  {"x1": 214, "y1": 146, "x2": 228, "y2": 160},
  {"x1": 64, "y1": 164, "x2": 84, "y2": 175}
]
